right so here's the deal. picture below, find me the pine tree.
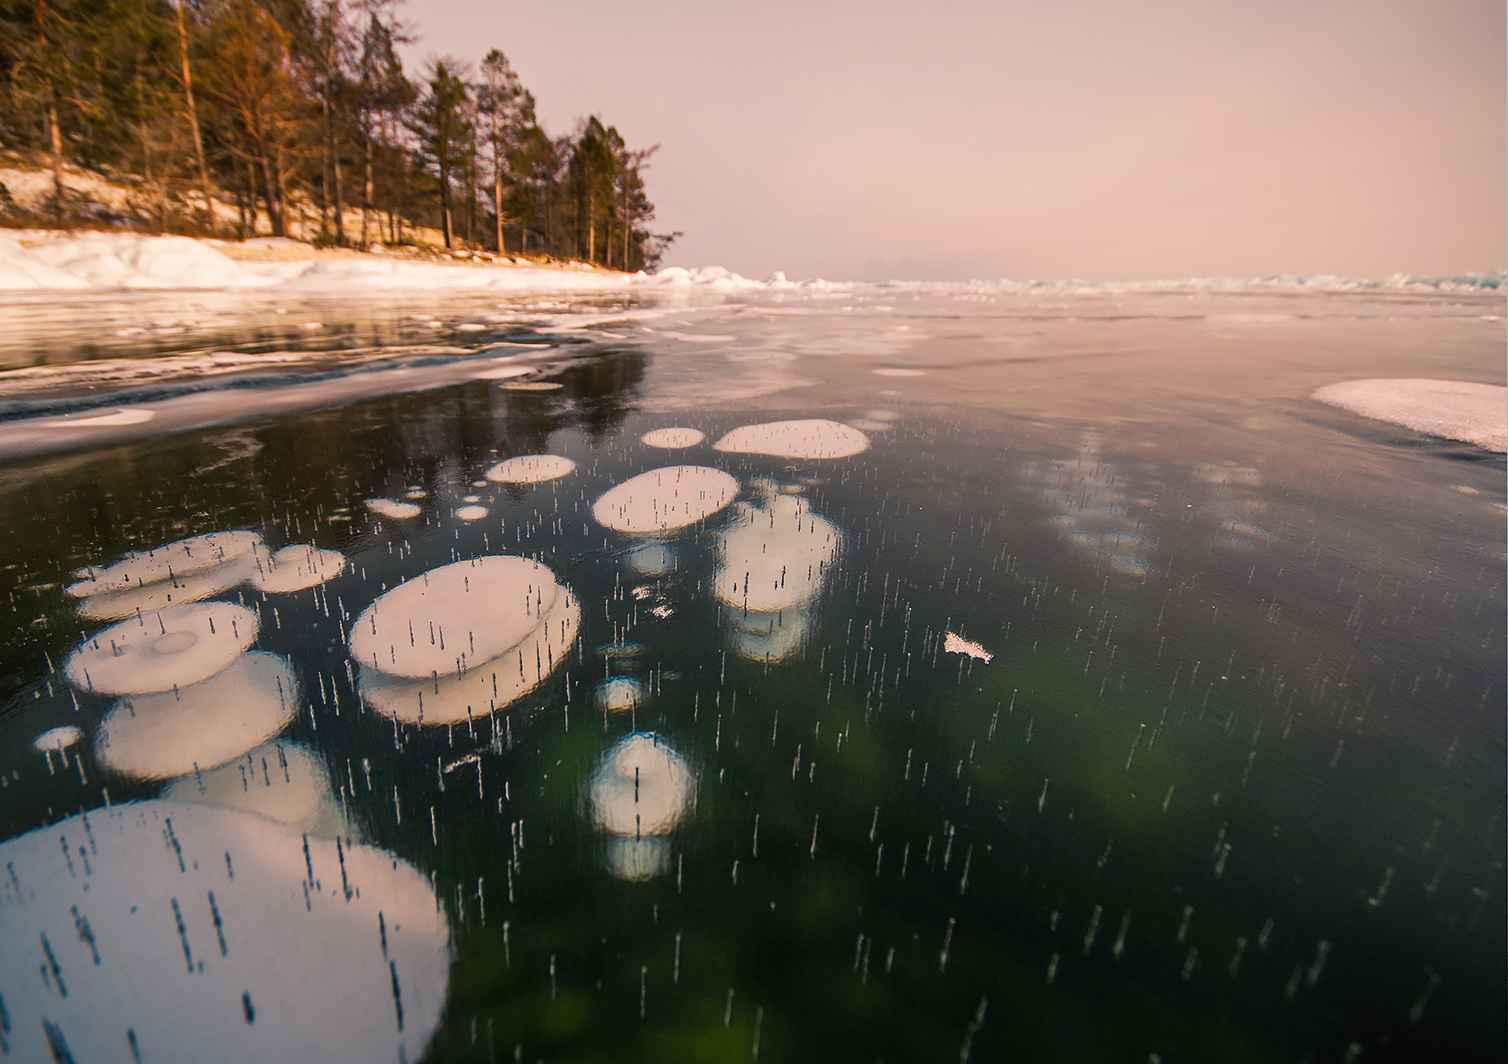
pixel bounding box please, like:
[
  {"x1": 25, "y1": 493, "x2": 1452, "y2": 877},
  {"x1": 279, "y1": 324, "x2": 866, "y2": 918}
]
[{"x1": 407, "y1": 57, "x2": 471, "y2": 249}]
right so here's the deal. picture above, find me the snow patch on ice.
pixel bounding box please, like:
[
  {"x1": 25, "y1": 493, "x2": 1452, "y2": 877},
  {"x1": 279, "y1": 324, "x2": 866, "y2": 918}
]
[{"x1": 1313, "y1": 378, "x2": 1507, "y2": 453}]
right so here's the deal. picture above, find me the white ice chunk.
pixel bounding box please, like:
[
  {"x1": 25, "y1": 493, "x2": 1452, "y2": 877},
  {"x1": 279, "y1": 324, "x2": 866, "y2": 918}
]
[
  {"x1": 485, "y1": 454, "x2": 577, "y2": 484},
  {"x1": 348, "y1": 555, "x2": 563, "y2": 680},
  {"x1": 0, "y1": 802, "x2": 449, "y2": 1063},
  {"x1": 74, "y1": 555, "x2": 256, "y2": 620},
  {"x1": 943, "y1": 631, "x2": 993, "y2": 663},
  {"x1": 1313, "y1": 378, "x2": 1507, "y2": 452},
  {"x1": 63, "y1": 601, "x2": 259, "y2": 695},
  {"x1": 592, "y1": 465, "x2": 739, "y2": 534},
  {"x1": 714, "y1": 419, "x2": 870, "y2": 460},
  {"x1": 640, "y1": 427, "x2": 705, "y2": 449},
  {"x1": 95, "y1": 652, "x2": 299, "y2": 779}
]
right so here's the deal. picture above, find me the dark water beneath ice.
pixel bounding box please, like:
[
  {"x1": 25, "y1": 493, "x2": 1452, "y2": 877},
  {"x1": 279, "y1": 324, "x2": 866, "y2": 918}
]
[{"x1": 0, "y1": 286, "x2": 1502, "y2": 1062}]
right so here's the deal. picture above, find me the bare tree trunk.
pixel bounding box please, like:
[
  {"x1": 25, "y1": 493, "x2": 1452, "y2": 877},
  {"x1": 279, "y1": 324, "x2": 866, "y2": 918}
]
[
  {"x1": 493, "y1": 166, "x2": 504, "y2": 255},
  {"x1": 173, "y1": 0, "x2": 213, "y2": 231},
  {"x1": 46, "y1": 95, "x2": 65, "y2": 220},
  {"x1": 361, "y1": 116, "x2": 373, "y2": 247},
  {"x1": 332, "y1": 123, "x2": 345, "y2": 244}
]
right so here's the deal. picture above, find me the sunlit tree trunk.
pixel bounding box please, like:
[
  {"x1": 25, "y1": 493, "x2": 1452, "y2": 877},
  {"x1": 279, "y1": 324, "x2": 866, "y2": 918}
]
[{"x1": 173, "y1": 0, "x2": 213, "y2": 231}]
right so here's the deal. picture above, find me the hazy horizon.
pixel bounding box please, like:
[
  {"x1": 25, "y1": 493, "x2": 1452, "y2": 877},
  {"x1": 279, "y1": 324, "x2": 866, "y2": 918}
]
[{"x1": 401, "y1": 0, "x2": 1505, "y2": 283}]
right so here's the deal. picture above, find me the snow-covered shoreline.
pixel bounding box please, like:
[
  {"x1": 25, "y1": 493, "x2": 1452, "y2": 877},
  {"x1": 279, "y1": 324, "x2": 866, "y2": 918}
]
[
  {"x1": 1, "y1": 229, "x2": 1502, "y2": 297},
  {"x1": 0, "y1": 230, "x2": 773, "y2": 294}
]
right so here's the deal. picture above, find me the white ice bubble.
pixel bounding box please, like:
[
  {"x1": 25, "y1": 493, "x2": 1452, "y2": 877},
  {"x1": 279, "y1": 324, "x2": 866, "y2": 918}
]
[
  {"x1": 1312, "y1": 378, "x2": 1507, "y2": 452},
  {"x1": 871, "y1": 367, "x2": 926, "y2": 377},
  {"x1": 714, "y1": 419, "x2": 870, "y2": 460},
  {"x1": 66, "y1": 530, "x2": 264, "y2": 598},
  {"x1": 597, "y1": 676, "x2": 646, "y2": 714},
  {"x1": 485, "y1": 454, "x2": 577, "y2": 484},
  {"x1": 33, "y1": 725, "x2": 83, "y2": 752},
  {"x1": 249, "y1": 544, "x2": 345, "y2": 593},
  {"x1": 624, "y1": 540, "x2": 677, "y2": 577},
  {"x1": 95, "y1": 652, "x2": 299, "y2": 779},
  {"x1": 713, "y1": 494, "x2": 840, "y2": 614},
  {"x1": 348, "y1": 555, "x2": 563, "y2": 680},
  {"x1": 64, "y1": 601, "x2": 259, "y2": 695},
  {"x1": 454, "y1": 505, "x2": 490, "y2": 522},
  {"x1": 75, "y1": 555, "x2": 257, "y2": 620},
  {"x1": 364, "y1": 498, "x2": 422, "y2": 520},
  {"x1": 161, "y1": 740, "x2": 351, "y2": 839},
  {"x1": 592, "y1": 465, "x2": 739, "y2": 534},
  {"x1": 0, "y1": 802, "x2": 449, "y2": 1063},
  {"x1": 604, "y1": 837, "x2": 672, "y2": 881},
  {"x1": 589, "y1": 732, "x2": 694, "y2": 837},
  {"x1": 358, "y1": 589, "x2": 580, "y2": 725},
  {"x1": 641, "y1": 427, "x2": 705, "y2": 449}
]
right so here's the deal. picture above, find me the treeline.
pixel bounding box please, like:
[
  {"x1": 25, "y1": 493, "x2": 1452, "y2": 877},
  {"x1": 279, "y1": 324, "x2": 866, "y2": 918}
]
[{"x1": 0, "y1": 0, "x2": 675, "y2": 268}]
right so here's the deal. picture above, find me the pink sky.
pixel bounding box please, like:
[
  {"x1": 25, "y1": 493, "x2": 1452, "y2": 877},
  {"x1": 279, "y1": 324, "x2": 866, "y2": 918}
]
[{"x1": 405, "y1": 0, "x2": 1505, "y2": 282}]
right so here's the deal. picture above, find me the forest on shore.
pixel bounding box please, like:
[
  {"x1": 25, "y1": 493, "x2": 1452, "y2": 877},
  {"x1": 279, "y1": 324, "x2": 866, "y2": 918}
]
[{"x1": 0, "y1": 0, "x2": 676, "y2": 269}]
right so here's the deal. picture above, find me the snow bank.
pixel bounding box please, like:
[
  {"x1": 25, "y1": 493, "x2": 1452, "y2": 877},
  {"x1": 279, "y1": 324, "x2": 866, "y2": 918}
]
[
  {"x1": 1313, "y1": 378, "x2": 1507, "y2": 452},
  {"x1": 0, "y1": 230, "x2": 770, "y2": 294}
]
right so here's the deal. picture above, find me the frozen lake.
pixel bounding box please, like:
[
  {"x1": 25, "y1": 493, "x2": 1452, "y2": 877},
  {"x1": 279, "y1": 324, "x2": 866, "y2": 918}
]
[{"x1": 0, "y1": 282, "x2": 1503, "y2": 1062}]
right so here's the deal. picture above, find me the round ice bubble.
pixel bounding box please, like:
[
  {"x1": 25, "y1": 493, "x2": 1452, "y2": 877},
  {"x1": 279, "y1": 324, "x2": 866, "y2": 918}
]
[
  {"x1": 348, "y1": 555, "x2": 563, "y2": 679},
  {"x1": 63, "y1": 601, "x2": 259, "y2": 695},
  {"x1": 641, "y1": 427, "x2": 705, "y2": 449},
  {"x1": 714, "y1": 419, "x2": 870, "y2": 460},
  {"x1": 66, "y1": 530, "x2": 264, "y2": 598},
  {"x1": 592, "y1": 466, "x2": 739, "y2": 534},
  {"x1": 485, "y1": 454, "x2": 577, "y2": 484},
  {"x1": 95, "y1": 652, "x2": 299, "y2": 779},
  {"x1": 0, "y1": 802, "x2": 449, "y2": 1063}
]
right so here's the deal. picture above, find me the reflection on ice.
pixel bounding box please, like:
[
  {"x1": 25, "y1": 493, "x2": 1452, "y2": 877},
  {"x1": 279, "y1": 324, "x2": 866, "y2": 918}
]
[
  {"x1": 95, "y1": 652, "x2": 299, "y2": 780},
  {"x1": 624, "y1": 540, "x2": 677, "y2": 577},
  {"x1": 1022, "y1": 436, "x2": 1154, "y2": 577},
  {"x1": 64, "y1": 601, "x2": 259, "y2": 695},
  {"x1": 66, "y1": 530, "x2": 263, "y2": 598},
  {"x1": 162, "y1": 741, "x2": 351, "y2": 839},
  {"x1": 0, "y1": 802, "x2": 449, "y2": 1063},
  {"x1": 589, "y1": 733, "x2": 695, "y2": 880},
  {"x1": 597, "y1": 675, "x2": 646, "y2": 714}
]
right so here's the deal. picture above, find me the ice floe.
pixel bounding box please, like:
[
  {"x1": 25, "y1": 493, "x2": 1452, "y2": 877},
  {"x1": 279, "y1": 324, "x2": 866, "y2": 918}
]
[
  {"x1": 714, "y1": 419, "x2": 870, "y2": 460},
  {"x1": 485, "y1": 454, "x2": 577, "y2": 484},
  {"x1": 348, "y1": 556, "x2": 563, "y2": 679},
  {"x1": 1312, "y1": 378, "x2": 1507, "y2": 452},
  {"x1": 64, "y1": 602, "x2": 259, "y2": 695},
  {"x1": 592, "y1": 465, "x2": 739, "y2": 534},
  {"x1": 95, "y1": 652, "x2": 299, "y2": 779},
  {"x1": 0, "y1": 802, "x2": 449, "y2": 1063},
  {"x1": 641, "y1": 427, "x2": 705, "y2": 449}
]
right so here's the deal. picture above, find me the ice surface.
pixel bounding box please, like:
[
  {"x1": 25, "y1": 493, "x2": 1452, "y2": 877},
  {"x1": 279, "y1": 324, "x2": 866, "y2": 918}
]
[
  {"x1": 95, "y1": 652, "x2": 299, "y2": 779},
  {"x1": 1312, "y1": 378, "x2": 1507, "y2": 452},
  {"x1": 64, "y1": 601, "x2": 259, "y2": 695},
  {"x1": 714, "y1": 419, "x2": 870, "y2": 459},
  {"x1": 348, "y1": 556, "x2": 563, "y2": 679},
  {"x1": 0, "y1": 802, "x2": 449, "y2": 1063},
  {"x1": 485, "y1": 454, "x2": 577, "y2": 484},
  {"x1": 592, "y1": 465, "x2": 739, "y2": 534}
]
